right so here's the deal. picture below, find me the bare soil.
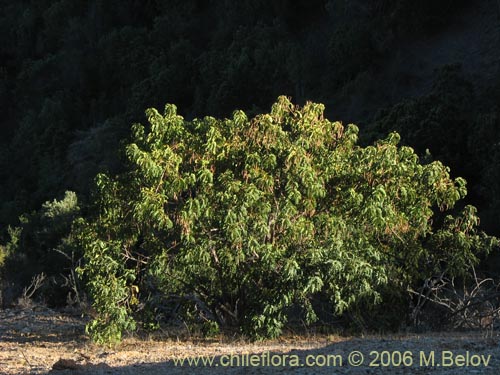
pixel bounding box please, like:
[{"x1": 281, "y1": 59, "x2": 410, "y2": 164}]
[{"x1": 1, "y1": 306, "x2": 499, "y2": 374}]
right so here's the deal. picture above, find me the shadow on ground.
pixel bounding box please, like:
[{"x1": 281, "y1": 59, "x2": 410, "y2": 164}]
[{"x1": 44, "y1": 334, "x2": 500, "y2": 374}]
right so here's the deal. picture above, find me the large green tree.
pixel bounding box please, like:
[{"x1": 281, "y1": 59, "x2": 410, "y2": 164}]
[{"x1": 76, "y1": 97, "x2": 496, "y2": 343}]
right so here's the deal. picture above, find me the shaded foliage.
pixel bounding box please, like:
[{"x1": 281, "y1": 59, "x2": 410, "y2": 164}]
[{"x1": 2, "y1": 191, "x2": 81, "y2": 307}]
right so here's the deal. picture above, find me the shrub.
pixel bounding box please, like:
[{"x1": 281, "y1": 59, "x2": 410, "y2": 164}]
[
  {"x1": 2, "y1": 191, "x2": 82, "y2": 307},
  {"x1": 77, "y1": 96, "x2": 497, "y2": 343}
]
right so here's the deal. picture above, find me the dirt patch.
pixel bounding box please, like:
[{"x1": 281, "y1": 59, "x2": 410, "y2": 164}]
[{"x1": 1, "y1": 307, "x2": 499, "y2": 374}]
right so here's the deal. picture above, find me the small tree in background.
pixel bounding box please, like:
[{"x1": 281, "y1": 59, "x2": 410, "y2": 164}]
[{"x1": 76, "y1": 96, "x2": 497, "y2": 343}]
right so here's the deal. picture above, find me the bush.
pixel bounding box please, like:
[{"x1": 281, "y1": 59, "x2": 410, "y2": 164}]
[
  {"x1": 1, "y1": 191, "x2": 82, "y2": 307},
  {"x1": 76, "y1": 96, "x2": 497, "y2": 343}
]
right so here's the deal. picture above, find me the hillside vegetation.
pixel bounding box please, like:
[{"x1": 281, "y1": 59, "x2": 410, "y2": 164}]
[{"x1": 1, "y1": 0, "x2": 499, "y2": 342}]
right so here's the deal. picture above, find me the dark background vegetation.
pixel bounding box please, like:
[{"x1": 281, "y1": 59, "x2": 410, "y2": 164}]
[{"x1": 1, "y1": 0, "x2": 499, "y2": 312}]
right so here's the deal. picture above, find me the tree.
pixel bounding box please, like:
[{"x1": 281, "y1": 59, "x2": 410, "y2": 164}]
[{"x1": 76, "y1": 96, "x2": 497, "y2": 343}]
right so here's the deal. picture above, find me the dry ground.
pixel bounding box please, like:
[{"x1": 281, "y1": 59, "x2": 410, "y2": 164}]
[{"x1": 1, "y1": 306, "x2": 499, "y2": 374}]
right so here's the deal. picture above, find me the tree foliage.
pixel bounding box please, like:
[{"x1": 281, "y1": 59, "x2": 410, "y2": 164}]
[{"x1": 76, "y1": 97, "x2": 497, "y2": 343}]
